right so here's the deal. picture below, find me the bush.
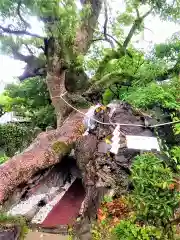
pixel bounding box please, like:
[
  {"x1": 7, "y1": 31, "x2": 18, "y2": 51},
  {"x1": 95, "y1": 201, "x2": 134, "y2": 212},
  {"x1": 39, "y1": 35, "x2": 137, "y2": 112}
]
[
  {"x1": 30, "y1": 105, "x2": 56, "y2": 130},
  {"x1": 131, "y1": 153, "x2": 179, "y2": 226},
  {"x1": 113, "y1": 220, "x2": 162, "y2": 240},
  {"x1": 0, "y1": 124, "x2": 38, "y2": 157}
]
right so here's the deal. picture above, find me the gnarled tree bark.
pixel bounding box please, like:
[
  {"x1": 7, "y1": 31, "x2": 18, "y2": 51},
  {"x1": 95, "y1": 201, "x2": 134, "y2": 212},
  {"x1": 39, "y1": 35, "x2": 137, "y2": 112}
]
[{"x1": 45, "y1": 0, "x2": 103, "y2": 127}]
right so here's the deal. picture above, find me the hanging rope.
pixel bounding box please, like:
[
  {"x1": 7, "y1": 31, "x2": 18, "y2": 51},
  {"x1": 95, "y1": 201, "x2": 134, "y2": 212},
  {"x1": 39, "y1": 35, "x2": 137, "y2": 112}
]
[{"x1": 52, "y1": 92, "x2": 180, "y2": 128}]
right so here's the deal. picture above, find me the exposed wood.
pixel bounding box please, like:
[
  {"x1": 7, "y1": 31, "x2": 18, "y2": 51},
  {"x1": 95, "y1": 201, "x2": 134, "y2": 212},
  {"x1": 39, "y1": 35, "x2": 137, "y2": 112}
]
[{"x1": 0, "y1": 110, "x2": 87, "y2": 204}]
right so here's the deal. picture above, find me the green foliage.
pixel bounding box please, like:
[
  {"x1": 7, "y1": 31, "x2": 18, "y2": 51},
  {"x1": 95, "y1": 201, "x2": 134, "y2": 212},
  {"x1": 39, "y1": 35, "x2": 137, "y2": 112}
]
[
  {"x1": 102, "y1": 84, "x2": 129, "y2": 105},
  {"x1": 102, "y1": 80, "x2": 180, "y2": 110},
  {"x1": 155, "y1": 41, "x2": 180, "y2": 61},
  {"x1": 103, "y1": 195, "x2": 113, "y2": 203},
  {"x1": 30, "y1": 105, "x2": 56, "y2": 130},
  {"x1": 170, "y1": 146, "x2": 180, "y2": 171},
  {"x1": 113, "y1": 220, "x2": 162, "y2": 240},
  {"x1": 124, "y1": 80, "x2": 180, "y2": 110},
  {"x1": 4, "y1": 78, "x2": 50, "y2": 109},
  {"x1": 101, "y1": 74, "x2": 179, "y2": 110},
  {"x1": 0, "y1": 124, "x2": 38, "y2": 157},
  {"x1": 2, "y1": 77, "x2": 56, "y2": 129},
  {"x1": 92, "y1": 222, "x2": 112, "y2": 240},
  {"x1": 131, "y1": 153, "x2": 180, "y2": 227},
  {"x1": 172, "y1": 114, "x2": 180, "y2": 135},
  {"x1": 0, "y1": 94, "x2": 13, "y2": 112},
  {"x1": 0, "y1": 0, "x2": 89, "y2": 62},
  {"x1": 0, "y1": 154, "x2": 9, "y2": 164}
]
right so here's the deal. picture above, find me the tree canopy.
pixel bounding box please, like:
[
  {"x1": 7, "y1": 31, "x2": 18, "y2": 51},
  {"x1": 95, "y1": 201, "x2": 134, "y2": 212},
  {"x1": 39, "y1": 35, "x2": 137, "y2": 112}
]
[{"x1": 0, "y1": 0, "x2": 179, "y2": 128}]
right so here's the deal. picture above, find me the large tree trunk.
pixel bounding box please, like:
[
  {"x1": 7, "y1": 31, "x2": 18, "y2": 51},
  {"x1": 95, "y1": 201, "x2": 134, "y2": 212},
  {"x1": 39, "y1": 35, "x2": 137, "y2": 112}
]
[
  {"x1": 46, "y1": 67, "x2": 72, "y2": 127},
  {"x1": 46, "y1": 1, "x2": 103, "y2": 127},
  {"x1": 45, "y1": 37, "x2": 72, "y2": 127}
]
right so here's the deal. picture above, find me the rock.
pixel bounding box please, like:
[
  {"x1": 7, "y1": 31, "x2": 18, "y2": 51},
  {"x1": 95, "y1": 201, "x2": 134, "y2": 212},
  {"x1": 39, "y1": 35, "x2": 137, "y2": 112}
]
[{"x1": 0, "y1": 226, "x2": 20, "y2": 240}]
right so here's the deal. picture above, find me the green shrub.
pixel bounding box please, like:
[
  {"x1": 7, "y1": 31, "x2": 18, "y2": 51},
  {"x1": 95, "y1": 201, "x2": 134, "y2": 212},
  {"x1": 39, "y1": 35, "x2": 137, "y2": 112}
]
[
  {"x1": 30, "y1": 105, "x2": 56, "y2": 130},
  {"x1": 0, "y1": 124, "x2": 38, "y2": 157},
  {"x1": 131, "y1": 153, "x2": 179, "y2": 226},
  {"x1": 124, "y1": 82, "x2": 180, "y2": 110},
  {"x1": 102, "y1": 79, "x2": 180, "y2": 111},
  {"x1": 0, "y1": 154, "x2": 9, "y2": 164},
  {"x1": 113, "y1": 220, "x2": 162, "y2": 240},
  {"x1": 170, "y1": 146, "x2": 180, "y2": 171}
]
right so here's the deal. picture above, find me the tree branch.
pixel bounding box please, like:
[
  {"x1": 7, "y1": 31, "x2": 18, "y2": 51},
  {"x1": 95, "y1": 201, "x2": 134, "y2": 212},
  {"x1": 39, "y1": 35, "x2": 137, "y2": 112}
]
[
  {"x1": 74, "y1": 0, "x2": 103, "y2": 54},
  {"x1": 19, "y1": 67, "x2": 46, "y2": 81},
  {"x1": 103, "y1": 0, "x2": 115, "y2": 48},
  {"x1": 135, "y1": 8, "x2": 140, "y2": 18},
  {"x1": 105, "y1": 33, "x2": 122, "y2": 47},
  {"x1": 142, "y1": 8, "x2": 153, "y2": 19},
  {"x1": 92, "y1": 36, "x2": 115, "y2": 48},
  {"x1": 123, "y1": 21, "x2": 139, "y2": 49},
  {"x1": 12, "y1": 48, "x2": 31, "y2": 62},
  {"x1": 92, "y1": 32, "x2": 123, "y2": 49},
  {"x1": 156, "y1": 61, "x2": 180, "y2": 81},
  {"x1": 24, "y1": 44, "x2": 34, "y2": 55},
  {"x1": 17, "y1": 0, "x2": 31, "y2": 29},
  {"x1": 92, "y1": 38, "x2": 108, "y2": 42},
  {"x1": 123, "y1": 8, "x2": 153, "y2": 49},
  {"x1": 109, "y1": 86, "x2": 119, "y2": 99},
  {"x1": 10, "y1": 47, "x2": 46, "y2": 81},
  {"x1": 0, "y1": 25, "x2": 44, "y2": 38}
]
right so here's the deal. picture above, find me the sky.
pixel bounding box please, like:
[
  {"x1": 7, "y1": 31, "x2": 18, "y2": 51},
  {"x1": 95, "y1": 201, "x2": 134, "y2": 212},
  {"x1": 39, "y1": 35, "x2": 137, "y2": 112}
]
[{"x1": 0, "y1": 1, "x2": 180, "y2": 93}]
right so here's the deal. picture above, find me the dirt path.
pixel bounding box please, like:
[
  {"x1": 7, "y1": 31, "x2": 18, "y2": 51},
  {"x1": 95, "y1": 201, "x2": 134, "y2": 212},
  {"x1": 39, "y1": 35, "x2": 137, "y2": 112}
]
[{"x1": 26, "y1": 231, "x2": 68, "y2": 240}]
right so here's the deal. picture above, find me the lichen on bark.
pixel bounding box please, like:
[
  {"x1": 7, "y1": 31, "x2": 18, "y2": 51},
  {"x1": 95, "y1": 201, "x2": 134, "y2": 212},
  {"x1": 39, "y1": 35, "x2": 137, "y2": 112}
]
[{"x1": 51, "y1": 141, "x2": 72, "y2": 155}]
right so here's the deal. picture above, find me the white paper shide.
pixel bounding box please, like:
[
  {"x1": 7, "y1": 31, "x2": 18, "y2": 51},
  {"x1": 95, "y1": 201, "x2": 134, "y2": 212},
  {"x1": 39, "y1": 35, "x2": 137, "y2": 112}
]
[{"x1": 110, "y1": 125, "x2": 121, "y2": 154}]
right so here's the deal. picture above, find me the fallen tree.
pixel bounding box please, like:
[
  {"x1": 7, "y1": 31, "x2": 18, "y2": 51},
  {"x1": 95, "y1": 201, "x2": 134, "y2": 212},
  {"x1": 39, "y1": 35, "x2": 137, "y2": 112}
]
[
  {"x1": 0, "y1": 101, "x2": 155, "y2": 208},
  {"x1": 0, "y1": 110, "x2": 86, "y2": 203}
]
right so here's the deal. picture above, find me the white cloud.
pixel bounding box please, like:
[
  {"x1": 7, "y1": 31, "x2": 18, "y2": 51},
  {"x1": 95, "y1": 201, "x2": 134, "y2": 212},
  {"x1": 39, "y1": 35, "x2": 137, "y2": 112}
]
[{"x1": 0, "y1": 55, "x2": 25, "y2": 92}]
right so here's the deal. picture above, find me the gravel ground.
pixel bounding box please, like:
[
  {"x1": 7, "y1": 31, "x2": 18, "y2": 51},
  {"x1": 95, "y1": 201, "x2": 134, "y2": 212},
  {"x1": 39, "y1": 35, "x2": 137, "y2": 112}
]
[{"x1": 26, "y1": 231, "x2": 68, "y2": 240}]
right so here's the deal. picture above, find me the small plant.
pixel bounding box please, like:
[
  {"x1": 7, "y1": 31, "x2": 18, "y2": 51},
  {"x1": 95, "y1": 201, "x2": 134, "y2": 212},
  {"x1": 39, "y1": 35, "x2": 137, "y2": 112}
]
[
  {"x1": 113, "y1": 219, "x2": 163, "y2": 240},
  {"x1": 0, "y1": 154, "x2": 9, "y2": 164},
  {"x1": 92, "y1": 222, "x2": 112, "y2": 240},
  {"x1": 172, "y1": 114, "x2": 180, "y2": 135},
  {"x1": 103, "y1": 195, "x2": 113, "y2": 203},
  {"x1": 131, "y1": 153, "x2": 180, "y2": 239},
  {"x1": 170, "y1": 146, "x2": 180, "y2": 171}
]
